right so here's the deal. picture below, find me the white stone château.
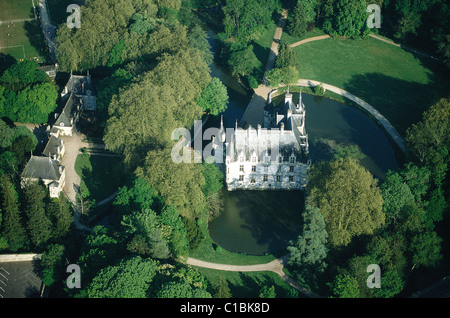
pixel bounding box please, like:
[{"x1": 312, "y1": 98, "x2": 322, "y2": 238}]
[{"x1": 222, "y1": 90, "x2": 311, "y2": 191}]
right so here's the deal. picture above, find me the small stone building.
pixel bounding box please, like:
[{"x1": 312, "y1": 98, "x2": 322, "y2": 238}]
[{"x1": 21, "y1": 156, "x2": 65, "y2": 198}]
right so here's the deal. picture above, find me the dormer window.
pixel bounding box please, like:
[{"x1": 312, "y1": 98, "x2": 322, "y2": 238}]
[
  {"x1": 240, "y1": 156, "x2": 245, "y2": 162},
  {"x1": 290, "y1": 156, "x2": 295, "y2": 163}
]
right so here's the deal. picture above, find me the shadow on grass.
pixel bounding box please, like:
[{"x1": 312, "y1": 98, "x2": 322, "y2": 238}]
[
  {"x1": 77, "y1": 155, "x2": 126, "y2": 203},
  {"x1": 24, "y1": 18, "x2": 49, "y2": 61},
  {"x1": 343, "y1": 71, "x2": 450, "y2": 136}
]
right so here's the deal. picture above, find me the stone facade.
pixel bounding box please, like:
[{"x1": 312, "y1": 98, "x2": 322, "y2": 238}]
[{"x1": 223, "y1": 90, "x2": 310, "y2": 191}]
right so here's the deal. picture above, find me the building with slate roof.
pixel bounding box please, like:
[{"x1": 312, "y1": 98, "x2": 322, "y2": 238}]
[
  {"x1": 61, "y1": 72, "x2": 96, "y2": 111},
  {"x1": 51, "y1": 93, "x2": 82, "y2": 137},
  {"x1": 222, "y1": 90, "x2": 310, "y2": 190},
  {"x1": 42, "y1": 135, "x2": 65, "y2": 160},
  {"x1": 21, "y1": 156, "x2": 65, "y2": 198}
]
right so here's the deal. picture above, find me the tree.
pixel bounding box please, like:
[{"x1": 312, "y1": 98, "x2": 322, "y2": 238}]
[
  {"x1": 0, "y1": 119, "x2": 14, "y2": 149},
  {"x1": 222, "y1": 0, "x2": 277, "y2": 42},
  {"x1": 410, "y1": 231, "x2": 443, "y2": 270},
  {"x1": 107, "y1": 39, "x2": 127, "y2": 67},
  {"x1": 438, "y1": 34, "x2": 450, "y2": 68},
  {"x1": 188, "y1": 24, "x2": 213, "y2": 66},
  {"x1": 332, "y1": 145, "x2": 366, "y2": 162},
  {"x1": 288, "y1": 205, "x2": 328, "y2": 285},
  {"x1": 201, "y1": 162, "x2": 224, "y2": 197},
  {"x1": 40, "y1": 244, "x2": 65, "y2": 286},
  {"x1": 23, "y1": 183, "x2": 53, "y2": 247},
  {"x1": 113, "y1": 177, "x2": 161, "y2": 219},
  {"x1": 381, "y1": 170, "x2": 415, "y2": 223},
  {"x1": 227, "y1": 45, "x2": 261, "y2": 78},
  {"x1": 47, "y1": 194, "x2": 73, "y2": 239},
  {"x1": 0, "y1": 174, "x2": 27, "y2": 251},
  {"x1": 159, "y1": 205, "x2": 190, "y2": 257},
  {"x1": 77, "y1": 226, "x2": 123, "y2": 285},
  {"x1": 275, "y1": 43, "x2": 299, "y2": 70},
  {"x1": 197, "y1": 78, "x2": 229, "y2": 115},
  {"x1": 121, "y1": 209, "x2": 170, "y2": 259},
  {"x1": 87, "y1": 256, "x2": 158, "y2": 298},
  {"x1": 326, "y1": 0, "x2": 369, "y2": 38},
  {"x1": 136, "y1": 147, "x2": 206, "y2": 219},
  {"x1": 213, "y1": 275, "x2": 232, "y2": 298},
  {"x1": 0, "y1": 60, "x2": 48, "y2": 92},
  {"x1": 425, "y1": 188, "x2": 446, "y2": 228},
  {"x1": 307, "y1": 158, "x2": 385, "y2": 247},
  {"x1": 265, "y1": 68, "x2": 282, "y2": 88},
  {"x1": 157, "y1": 280, "x2": 211, "y2": 298},
  {"x1": 287, "y1": 1, "x2": 308, "y2": 37},
  {"x1": 406, "y1": 98, "x2": 450, "y2": 163},
  {"x1": 329, "y1": 274, "x2": 360, "y2": 298},
  {"x1": 259, "y1": 285, "x2": 276, "y2": 298},
  {"x1": 372, "y1": 269, "x2": 404, "y2": 298},
  {"x1": 103, "y1": 48, "x2": 210, "y2": 167}
]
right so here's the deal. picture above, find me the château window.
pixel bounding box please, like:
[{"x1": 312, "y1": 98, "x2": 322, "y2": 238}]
[
  {"x1": 289, "y1": 176, "x2": 294, "y2": 182},
  {"x1": 264, "y1": 166, "x2": 268, "y2": 172},
  {"x1": 290, "y1": 166, "x2": 294, "y2": 173},
  {"x1": 251, "y1": 156, "x2": 257, "y2": 162},
  {"x1": 251, "y1": 178, "x2": 255, "y2": 184},
  {"x1": 251, "y1": 165, "x2": 256, "y2": 172},
  {"x1": 290, "y1": 156, "x2": 295, "y2": 163},
  {"x1": 276, "y1": 175, "x2": 280, "y2": 182},
  {"x1": 239, "y1": 175, "x2": 244, "y2": 182},
  {"x1": 278, "y1": 156, "x2": 282, "y2": 163},
  {"x1": 240, "y1": 156, "x2": 245, "y2": 162},
  {"x1": 263, "y1": 175, "x2": 268, "y2": 182},
  {"x1": 240, "y1": 165, "x2": 244, "y2": 172}
]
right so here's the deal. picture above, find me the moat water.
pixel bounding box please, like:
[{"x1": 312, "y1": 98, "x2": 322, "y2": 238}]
[{"x1": 206, "y1": 28, "x2": 401, "y2": 256}]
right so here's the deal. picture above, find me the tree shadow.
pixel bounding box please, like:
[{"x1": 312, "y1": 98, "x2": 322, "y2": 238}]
[
  {"x1": 78, "y1": 155, "x2": 125, "y2": 204},
  {"x1": 343, "y1": 69, "x2": 450, "y2": 136},
  {"x1": 24, "y1": 14, "x2": 49, "y2": 61}
]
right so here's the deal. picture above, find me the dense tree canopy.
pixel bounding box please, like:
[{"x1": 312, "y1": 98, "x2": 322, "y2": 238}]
[
  {"x1": 0, "y1": 61, "x2": 58, "y2": 124},
  {"x1": 307, "y1": 158, "x2": 385, "y2": 247}
]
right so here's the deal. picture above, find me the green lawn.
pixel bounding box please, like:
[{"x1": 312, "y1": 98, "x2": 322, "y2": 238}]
[
  {"x1": 74, "y1": 154, "x2": 126, "y2": 203},
  {"x1": 293, "y1": 36, "x2": 450, "y2": 135},
  {"x1": 0, "y1": 0, "x2": 35, "y2": 20},
  {"x1": 0, "y1": 0, "x2": 47, "y2": 61}
]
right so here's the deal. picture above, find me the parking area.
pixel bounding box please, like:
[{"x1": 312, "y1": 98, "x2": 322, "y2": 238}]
[{"x1": 0, "y1": 261, "x2": 42, "y2": 298}]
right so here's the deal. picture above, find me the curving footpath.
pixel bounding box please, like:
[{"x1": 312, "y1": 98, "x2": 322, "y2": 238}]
[{"x1": 184, "y1": 256, "x2": 319, "y2": 298}]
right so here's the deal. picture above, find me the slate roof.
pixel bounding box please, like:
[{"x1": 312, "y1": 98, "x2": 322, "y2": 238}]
[
  {"x1": 54, "y1": 93, "x2": 81, "y2": 127},
  {"x1": 228, "y1": 92, "x2": 309, "y2": 164},
  {"x1": 42, "y1": 135, "x2": 63, "y2": 157},
  {"x1": 22, "y1": 156, "x2": 63, "y2": 181}
]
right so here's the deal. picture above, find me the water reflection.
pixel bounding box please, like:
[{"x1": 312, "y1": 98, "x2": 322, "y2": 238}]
[{"x1": 209, "y1": 190, "x2": 304, "y2": 255}]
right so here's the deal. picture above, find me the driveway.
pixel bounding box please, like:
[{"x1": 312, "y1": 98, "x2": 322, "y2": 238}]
[{"x1": 60, "y1": 132, "x2": 91, "y2": 231}]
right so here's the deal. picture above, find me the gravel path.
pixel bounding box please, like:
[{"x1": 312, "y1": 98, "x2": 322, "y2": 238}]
[{"x1": 185, "y1": 255, "x2": 319, "y2": 298}]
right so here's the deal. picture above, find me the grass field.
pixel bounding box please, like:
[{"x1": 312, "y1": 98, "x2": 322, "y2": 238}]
[
  {"x1": 0, "y1": 0, "x2": 47, "y2": 61},
  {"x1": 293, "y1": 36, "x2": 450, "y2": 135}
]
